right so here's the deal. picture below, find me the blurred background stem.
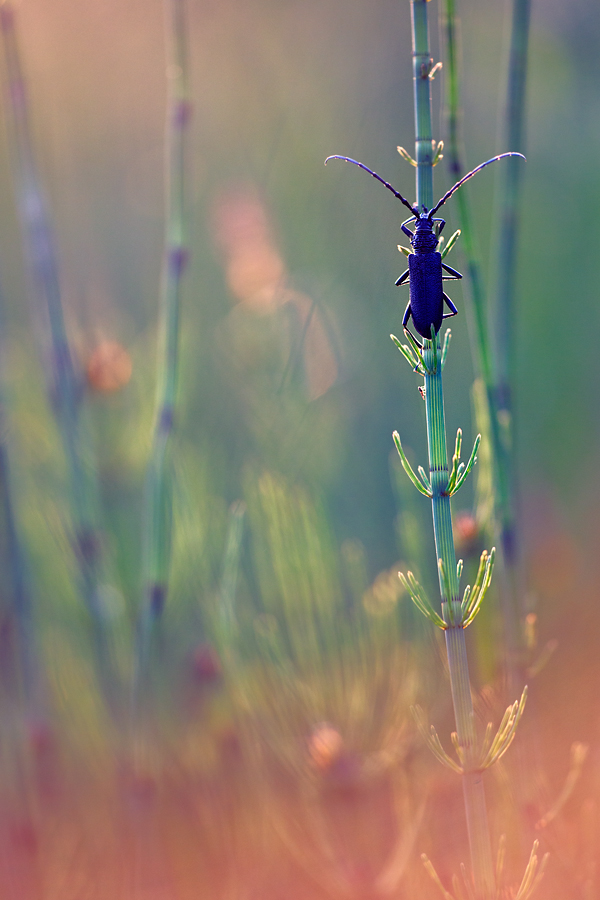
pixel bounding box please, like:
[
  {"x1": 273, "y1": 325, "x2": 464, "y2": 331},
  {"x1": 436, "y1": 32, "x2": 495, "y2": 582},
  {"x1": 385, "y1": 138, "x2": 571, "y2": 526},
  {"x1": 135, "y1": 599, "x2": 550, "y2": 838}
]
[
  {"x1": 441, "y1": 0, "x2": 531, "y2": 686},
  {"x1": 491, "y1": 0, "x2": 531, "y2": 683},
  {"x1": 135, "y1": 0, "x2": 190, "y2": 703},
  {"x1": 0, "y1": 4, "x2": 116, "y2": 711}
]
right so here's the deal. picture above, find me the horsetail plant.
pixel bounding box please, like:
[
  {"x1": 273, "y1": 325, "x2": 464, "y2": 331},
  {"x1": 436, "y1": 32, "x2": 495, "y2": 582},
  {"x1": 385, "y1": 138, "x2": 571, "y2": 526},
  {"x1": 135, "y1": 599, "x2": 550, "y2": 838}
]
[
  {"x1": 397, "y1": 3, "x2": 540, "y2": 897},
  {"x1": 490, "y1": 0, "x2": 532, "y2": 668},
  {"x1": 440, "y1": 0, "x2": 510, "y2": 669},
  {"x1": 394, "y1": 328, "x2": 506, "y2": 899},
  {"x1": 442, "y1": 0, "x2": 532, "y2": 683},
  {"x1": 0, "y1": 4, "x2": 117, "y2": 711},
  {"x1": 328, "y1": 1, "x2": 538, "y2": 896},
  {"x1": 0, "y1": 306, "x2": 36, "y2": 704},
  {"x1": 135, "y1": 0, "x2": 190, "y2": 699}
]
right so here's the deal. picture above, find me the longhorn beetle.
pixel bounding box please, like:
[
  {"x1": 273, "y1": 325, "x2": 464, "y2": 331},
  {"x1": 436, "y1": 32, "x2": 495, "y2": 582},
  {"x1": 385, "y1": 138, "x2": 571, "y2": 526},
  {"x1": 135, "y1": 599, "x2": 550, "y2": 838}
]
[{"x1": 325, "y1": 152, "x2": 525, "y2": 346}]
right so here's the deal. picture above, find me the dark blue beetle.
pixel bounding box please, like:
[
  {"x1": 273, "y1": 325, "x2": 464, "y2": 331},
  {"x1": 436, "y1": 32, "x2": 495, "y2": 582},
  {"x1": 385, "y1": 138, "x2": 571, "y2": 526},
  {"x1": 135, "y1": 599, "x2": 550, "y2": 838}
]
[{"x1": 325, "y1": 152, "x2": 525, "y2": 346}]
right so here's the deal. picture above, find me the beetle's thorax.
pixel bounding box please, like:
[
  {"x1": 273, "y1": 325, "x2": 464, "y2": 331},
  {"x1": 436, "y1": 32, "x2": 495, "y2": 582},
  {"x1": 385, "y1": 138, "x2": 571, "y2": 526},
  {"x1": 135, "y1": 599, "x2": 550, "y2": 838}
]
[{"x1": 410, "y1": 216, "x2": 438, "y2": 254}]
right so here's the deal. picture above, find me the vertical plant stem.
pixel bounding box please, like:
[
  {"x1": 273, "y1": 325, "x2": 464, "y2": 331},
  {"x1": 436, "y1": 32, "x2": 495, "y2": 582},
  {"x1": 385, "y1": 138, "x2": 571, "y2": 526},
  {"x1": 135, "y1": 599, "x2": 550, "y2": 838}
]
[
  {"x1": 423, "y1": 345, "x2": 495, "y2": 900},
  {"x1": 0, "y1": 5, "x2": 114, "y2": 704},
  {"x1": 491, "y1": 0, "x2": 531, "y2": 639},
  {"x1": 411, "y1": 0, "x2": 434, "y2": 210},
  {"x1": 0, "y1": 297, "x2": 34, "y2": 698},
  {"x1": 0, "y1": 394, "x2": 35, "y2": 700},
  {"x1": 494, "y1": 0, "x2": 530, "y2": 405},
  {"x1": 442, "y1": 0, "x2": 524, "y2": 678},
  {"x1": 411, "y1": 2, "x2": 494, "y2": 895},
  {"x1": 442, "y1": 0, "x2": 493, "y2": 386},
  {"x1": 136, "y1": 0, "x2": 190, "y2": 687},
  {"x1": 218, "y1": 501, "x2": 245, "y2": 645}
]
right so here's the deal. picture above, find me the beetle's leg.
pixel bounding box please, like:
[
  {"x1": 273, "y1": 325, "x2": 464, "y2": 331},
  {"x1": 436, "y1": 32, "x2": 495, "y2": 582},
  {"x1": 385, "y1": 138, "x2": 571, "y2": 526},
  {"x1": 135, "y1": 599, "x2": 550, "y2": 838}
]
[
  {"x1": 404, "y1": 327, "x2": 424, "y2": 356},
  {"x1": 403, "y1": 325, "x2": 423, "y2": 353},
  {"x1": 441, "y1": 262, "x2": 462, "y2": 280},
  {"x1": 401, "y1": 215, "x2": 416, "y2": 239},
  {"x1": 442, "y1": 293, "x2": 458, "y2": 319},
  {"x1": 402, "y1": 302, "x2": 423, "y2": 350},
  {"x1": 395, "y1": 268, "x2": 410, "y2": 287},
  {"x1": 432, "y1": 217, "x2": 446, "y2": 235}
]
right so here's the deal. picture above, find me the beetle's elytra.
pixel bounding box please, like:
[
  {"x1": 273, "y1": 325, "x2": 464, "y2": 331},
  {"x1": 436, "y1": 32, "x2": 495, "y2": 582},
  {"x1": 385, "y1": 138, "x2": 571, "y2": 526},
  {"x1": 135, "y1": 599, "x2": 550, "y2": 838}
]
[{"x1": 325, "y1": 152, "x2": 525, "y2": 346}]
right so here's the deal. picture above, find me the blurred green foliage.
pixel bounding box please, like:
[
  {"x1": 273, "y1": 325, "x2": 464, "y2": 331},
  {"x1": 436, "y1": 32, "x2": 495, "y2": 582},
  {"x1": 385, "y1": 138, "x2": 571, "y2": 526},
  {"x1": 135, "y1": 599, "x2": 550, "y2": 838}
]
[{"x1": 0, "y1": 0, "x2": 596, "y2": 557}]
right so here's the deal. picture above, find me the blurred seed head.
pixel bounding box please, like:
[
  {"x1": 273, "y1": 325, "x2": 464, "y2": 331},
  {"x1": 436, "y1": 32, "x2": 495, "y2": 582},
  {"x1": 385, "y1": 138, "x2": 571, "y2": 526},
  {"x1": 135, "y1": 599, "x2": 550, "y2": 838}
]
[
  {"x1": 86, "y1": 340, "x2": 132, "y2": 393},
  {"x1": 213, "y1": 185, "x2": 338, "y2": 398},
  {"x1": 308, "y1": 723, "x2": 344, "y2": 772},
  {"x1": 524, "y1": 612, "x2": 537, "y2": 651},
  {"x1": 213, "y1": 187, "x2": 286, "y2": 311},
  {"x1": 453, "y1": 511, "x2": 479, "y2": 553},
  {"x1": 190, "y1": 643, "x2": 222, "y2": 684},
  {"x1": 362, "y1": 564, "x2": 404, "y2": 616}
]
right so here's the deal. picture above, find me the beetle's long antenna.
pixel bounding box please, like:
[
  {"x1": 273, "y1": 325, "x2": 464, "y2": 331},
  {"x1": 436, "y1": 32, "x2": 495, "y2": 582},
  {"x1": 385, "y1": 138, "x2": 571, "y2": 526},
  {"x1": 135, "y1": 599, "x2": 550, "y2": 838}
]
[
  {"x1": 325, "y1": 155, "x2": 416, "y2": 215},
  {"x1": 428, "y1": 152, "x2": 526, "y2": 217}
]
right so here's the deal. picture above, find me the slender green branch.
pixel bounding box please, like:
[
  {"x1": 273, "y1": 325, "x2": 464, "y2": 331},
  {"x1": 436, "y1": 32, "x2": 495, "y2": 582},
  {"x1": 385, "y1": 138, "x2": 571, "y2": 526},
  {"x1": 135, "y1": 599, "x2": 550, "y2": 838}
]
[
  {"x1": 479, "y1": 686, "x2": 527, "y2": 769},
  {"x1": 393, "y1": 431, "x2": 432, "y2": 497},
  {"x1": 136, "y1": 0, "x2": 190, "y2": 680},
  {"x1": 399, "y1": 570, "x2": 446, "y2": 629},
  {"x1": 461, "y1": 548, "x2": 495, "y2": 628},
  {"x1": 440, "y1": 327, "x2": 452, "y2": 369},
  {"x1": 441, "y1": 228, "x2": 461, "y2": 259},
  {"x1": 413, "y1": 706, "x2": 464, "y2": 774},
  {"x1": 514, "y1": 841, "x2": 549, "y2": 900},
  {"x1": 391, "y1": 332, "x2": 425, "y2": 373},
  {"x1": 422, "y1": 854, "x2": 456, "y2": 900}
]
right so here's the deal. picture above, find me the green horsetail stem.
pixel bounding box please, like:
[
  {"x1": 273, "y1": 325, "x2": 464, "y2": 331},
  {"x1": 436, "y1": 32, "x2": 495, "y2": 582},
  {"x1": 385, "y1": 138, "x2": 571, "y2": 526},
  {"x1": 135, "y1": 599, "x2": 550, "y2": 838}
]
[
  {"x1": 217, "y1": 501, "x2": 245, "y2": 651},
  {"x1": 491, "y1": 0, "x2": 532, "y2": 680},
  {"x1": 409, "y1": 2, "x2": 495, "y2": 896},
  {"x1": 410, "y1": 0, "x2": 435, "y2": 210},
  {"x1": 0, "y1": 4, "x2": 117, "y2": 708},
  {"x1": 136, "y1": 0, "x2": 190, "y2": 679},
  {"x1": 442, "y1": 0, "x2": 494, "y2": 385},
  {"x1": 0, "y1": 356, "x2": 35, "y2": 700},
  {"x1": 442, "y1": 0, "x2": 531, "y2": 680},
  {"x1": 422, "y1": 340, "x2": 495, "y2": 900},
  {"x1": 494, "y1": 0, "x2": 531, "y2": 404}
]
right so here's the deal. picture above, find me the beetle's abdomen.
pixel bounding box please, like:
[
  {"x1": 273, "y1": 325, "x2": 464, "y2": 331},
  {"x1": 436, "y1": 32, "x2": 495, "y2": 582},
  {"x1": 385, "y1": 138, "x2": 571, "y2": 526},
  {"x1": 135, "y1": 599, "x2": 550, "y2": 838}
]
[{"x1": 408, "y1": 252, "x2": 443, "y2": 339}]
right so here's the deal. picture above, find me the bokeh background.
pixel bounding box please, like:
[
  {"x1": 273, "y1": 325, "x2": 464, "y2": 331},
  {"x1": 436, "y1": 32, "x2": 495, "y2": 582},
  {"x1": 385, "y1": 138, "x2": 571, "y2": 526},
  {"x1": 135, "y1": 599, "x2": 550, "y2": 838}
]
[{"x1": 0, "y1": 0, "x2": 600, "y2": 897}]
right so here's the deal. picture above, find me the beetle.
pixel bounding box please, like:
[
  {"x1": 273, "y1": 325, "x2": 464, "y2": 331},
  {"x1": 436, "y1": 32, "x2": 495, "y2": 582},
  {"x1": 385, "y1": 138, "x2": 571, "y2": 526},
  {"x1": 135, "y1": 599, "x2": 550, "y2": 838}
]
[{"x1": 325, "y1": 152, "x2": 525, "y2": 346}]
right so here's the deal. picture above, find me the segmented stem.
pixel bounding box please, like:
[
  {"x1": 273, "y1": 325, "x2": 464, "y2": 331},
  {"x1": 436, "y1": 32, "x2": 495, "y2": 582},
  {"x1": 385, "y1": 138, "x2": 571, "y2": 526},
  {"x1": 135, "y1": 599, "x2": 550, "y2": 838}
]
[
  {"x1": 0, "y1": 4, "x2": 116, "y2": 707},
  {"x1": 494, "y1": 0, "x2": 531, "y2": 411},
  {"x1": 136, "y1": 0, "x2": 190, "y2": 681},
  {"x1": 443, "y1": 0, "x2": 531, "y2": 685},
  {"x1": 492, "y1": 0, "x2": 531, "y2": 611},
  {"x1": 411, "y1": 2, "x2": 495, "y2": 895},
  {"x1": 411, "y1": 0, "x2": 434, "y2": 211}
]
